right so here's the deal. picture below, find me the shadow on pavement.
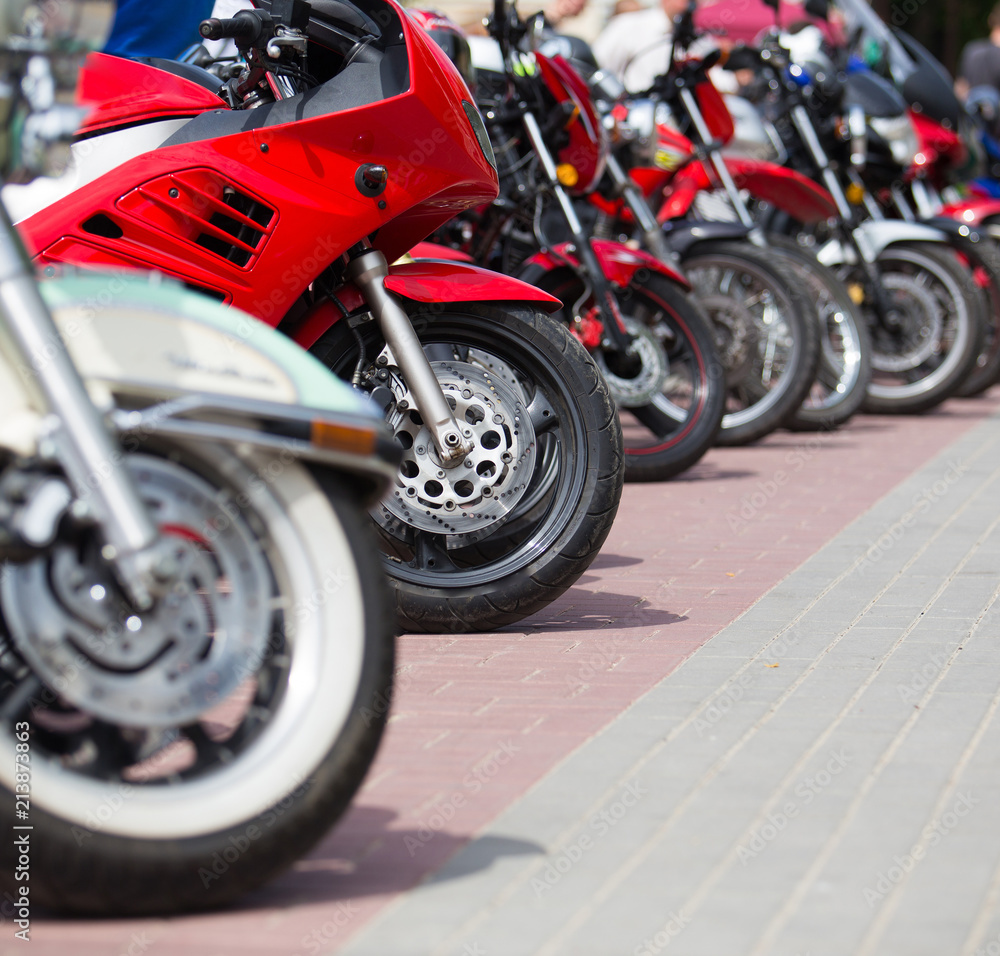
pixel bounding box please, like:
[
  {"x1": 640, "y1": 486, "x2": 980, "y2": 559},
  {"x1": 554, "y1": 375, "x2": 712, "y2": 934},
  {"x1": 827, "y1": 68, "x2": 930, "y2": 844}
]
[
  {"x1": 516, "y1": 593, "x2": 688, "y2": 632},
  {"x1": 235, "y1": 807, "x2": 543, "y2": 908}
]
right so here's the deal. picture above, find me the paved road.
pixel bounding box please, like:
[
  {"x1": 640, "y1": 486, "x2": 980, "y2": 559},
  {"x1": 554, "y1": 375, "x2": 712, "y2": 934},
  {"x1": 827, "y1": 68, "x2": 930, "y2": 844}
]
[{"x1": 23, "y1": 391, "x2": 1000, "y2": 956}]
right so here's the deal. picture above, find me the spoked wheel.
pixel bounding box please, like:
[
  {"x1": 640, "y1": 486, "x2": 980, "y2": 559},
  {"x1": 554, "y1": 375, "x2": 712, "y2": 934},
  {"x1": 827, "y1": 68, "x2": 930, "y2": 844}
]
[
  {"x1": 312, "y1": 304, "x2": 623, "y2": 633},
  {"x1": 861, "y1": 243, "x2": 984, "y2": 414},
  {"x1": 531, "y1": 269, "x2": 724, "y2": 481},
  {"x1": 680, "y1": 241, "x2": 820, "y2": 445},
  {"x1": 0, "y1": 443, "x2": 394, "y2": 915},
  {"x1": 765, "y1": 234, "x2": 872, "y2": 431}
]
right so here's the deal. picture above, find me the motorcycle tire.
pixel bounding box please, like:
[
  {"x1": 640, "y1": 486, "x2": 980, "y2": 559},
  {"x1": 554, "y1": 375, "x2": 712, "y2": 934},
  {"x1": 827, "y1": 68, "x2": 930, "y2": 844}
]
[
  {"x1": 863, "y1": 242, "x2": 985, "y2": 414},
  {"x1": 764, "y1": 234, "x2": 873, "y2": 431},
  {"x1": 311, "y1": 303, "x2": 624, "y2": 634},
  {"x1": 952, "y1": 235, "x2": 1000, "y2": 398},
  {"x1": 0, "y1": 443, "x2": 395, "y2": 915},
  {"x1": 679, "y1": 241, "x2": 821, "y2": 445},
  {"x1": 520, "y1": 266, "x2": 725, "y2": 482}
]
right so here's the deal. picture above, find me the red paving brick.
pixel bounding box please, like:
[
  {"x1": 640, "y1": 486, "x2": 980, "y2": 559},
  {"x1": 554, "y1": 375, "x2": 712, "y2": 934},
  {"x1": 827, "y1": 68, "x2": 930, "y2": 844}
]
[{"x1": 25, "y1": 393, "x2": 1000, "y2": 955}]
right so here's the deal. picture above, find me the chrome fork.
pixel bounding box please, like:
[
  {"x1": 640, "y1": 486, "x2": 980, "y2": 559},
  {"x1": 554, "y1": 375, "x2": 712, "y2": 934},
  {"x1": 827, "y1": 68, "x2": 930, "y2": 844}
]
[{"x1": 0, "y1": 204, "x2": 169, "y2": 609}]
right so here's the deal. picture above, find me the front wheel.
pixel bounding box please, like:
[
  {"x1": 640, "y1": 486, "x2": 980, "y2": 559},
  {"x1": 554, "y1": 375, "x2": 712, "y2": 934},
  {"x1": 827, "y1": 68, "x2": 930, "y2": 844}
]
[
  {"x1": 0, "y1": 444, "x2": 395, "y2": 915},
  {"x1": 680, "y1": 241, "x2": 821, "y2": 445},
  {"x1": 862, "y1": 242, "x2": 984, "y2": 414},
  {"x1": 312, "y1": 304, "x2": 624, "y2": 634}
]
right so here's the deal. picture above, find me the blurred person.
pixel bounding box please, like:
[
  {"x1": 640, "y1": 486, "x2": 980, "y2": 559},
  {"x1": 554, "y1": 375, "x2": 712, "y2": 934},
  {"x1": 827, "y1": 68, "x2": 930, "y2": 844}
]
[
  {"x1": 956, "y1": 2, "x2": 1000, "y2": 101},
  {"x1": 102, "y1": 0, "x2": 215, "y2": 59},
  {"x1": 592, "y1": 0, "x2": 690, "y2": 92}
]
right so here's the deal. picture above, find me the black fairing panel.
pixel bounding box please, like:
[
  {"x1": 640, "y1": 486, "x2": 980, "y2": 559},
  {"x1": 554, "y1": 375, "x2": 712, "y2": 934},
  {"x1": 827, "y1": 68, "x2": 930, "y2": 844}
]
[
  {"x1": 160, "y1": 44, "x2": 409, "y2": 148},
  {"x1": 844, "y1": 71, "x2": 906, "y2": 119}
]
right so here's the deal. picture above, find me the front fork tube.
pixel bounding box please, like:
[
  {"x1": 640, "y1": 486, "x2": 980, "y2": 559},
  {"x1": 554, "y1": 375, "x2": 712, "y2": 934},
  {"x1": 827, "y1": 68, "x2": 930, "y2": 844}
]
[
  {"x1": 788, "y1": 105, "x2": 893, "y2": 323},
  {"x1": 346, "y1": 249, "x2": 473, "y2": 464},
  {"x1": 677, "y1": 87, "x2": 764, "y2": 244},
  {"x1": 605, "y1": 153, "x2": 677, "y2": 264},
  {"x1": 521, "y1": 112, "x2": 634, "y2": 355},
  {"x1": 0, "y1": 209, "x2": 165, "y2": 610}
]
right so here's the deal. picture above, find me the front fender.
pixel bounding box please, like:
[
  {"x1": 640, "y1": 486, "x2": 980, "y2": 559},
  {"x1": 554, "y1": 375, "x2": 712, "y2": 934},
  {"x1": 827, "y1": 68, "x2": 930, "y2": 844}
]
[
  {"x1": 662, "y1": 219, "x2": 751, "y2": 256},
  {"x1": 7, "y1": 275, "x2": 397, "y2": 492},
  {"x1": 828, "y1": 220, "x2": 949, "y2": 264},
  {"x1": 383, "y1": 260, "x2": 562, "y2": 312},
  {"x1": 519, "y1": 240, "x2": 691, "y2": 291}
]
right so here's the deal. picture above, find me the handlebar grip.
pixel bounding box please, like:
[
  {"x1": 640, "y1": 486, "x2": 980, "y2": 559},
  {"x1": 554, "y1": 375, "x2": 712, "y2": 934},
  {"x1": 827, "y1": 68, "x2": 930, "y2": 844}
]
[{"x1": 198, "y1": 11, "x2": 262, "y2": 44}]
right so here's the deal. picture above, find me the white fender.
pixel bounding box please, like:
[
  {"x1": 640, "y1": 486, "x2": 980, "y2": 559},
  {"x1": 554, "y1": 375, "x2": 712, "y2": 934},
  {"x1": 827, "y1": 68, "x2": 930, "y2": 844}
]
[{"x1": 818, "y1": 220, "x2": 948, "y2": 266}]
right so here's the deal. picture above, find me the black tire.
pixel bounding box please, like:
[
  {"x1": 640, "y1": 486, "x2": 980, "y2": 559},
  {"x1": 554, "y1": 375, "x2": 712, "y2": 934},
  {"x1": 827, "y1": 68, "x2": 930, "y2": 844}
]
[
  {"x1": 680, "y1": 241, "x2": 821, "y2": 445},
  {"x1": 0, "y1": 446, "x2": 395, "y2": 915},
  {"x1": 862, "y1": 242, "x2": 985, "y2": 414},
  {"x1": 953, "y1": 233, "x2": 1000, "y2": 398},
  {"x1": 518, "y1": 266, "x2": 725, "y2": 482},
  {"x1": 311, "y1": 304, "x2": 624, "y2": 633},
  {"x1": 764, "y1": 234, "x2": 873, "y2": 431}
]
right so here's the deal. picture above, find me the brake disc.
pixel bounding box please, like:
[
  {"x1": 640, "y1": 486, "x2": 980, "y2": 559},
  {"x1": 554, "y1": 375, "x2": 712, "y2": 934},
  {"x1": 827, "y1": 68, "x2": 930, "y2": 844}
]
[
  {"x1": 872, "y1": 273, "x2": 943, "y2": 373},
  {"x1": 593, "y1": 316, "x2": 670, "y2": 408},
  {"x1": 1, "y1": 455, "x2": 272, "y2": 728},
  {"x1": 374, "y1": 354, "x2": 537, "y2": 540}
]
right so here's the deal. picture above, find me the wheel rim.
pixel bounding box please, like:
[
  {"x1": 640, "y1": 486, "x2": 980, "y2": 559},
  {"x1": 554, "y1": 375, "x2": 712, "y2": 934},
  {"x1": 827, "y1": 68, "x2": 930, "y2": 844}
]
[
  {"x1": 684, "y1": 253, "x2": 803, "y2": 430},
  {"x1": 863, "y1": 248, "x2": 972, "y2": 402},
  {"x1": 347, "y1": 317, "x2": 590, "y2": 590},
  {"x1": 0, "y1": 448, "x2": 367, "y2": 839}
]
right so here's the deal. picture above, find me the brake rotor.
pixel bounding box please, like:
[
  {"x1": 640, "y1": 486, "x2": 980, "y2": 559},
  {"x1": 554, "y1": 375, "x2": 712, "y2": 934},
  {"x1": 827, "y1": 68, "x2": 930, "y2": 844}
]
[
  {"x1": 699, "y1": 293, "x2": 759, "y2": 387},
  {"x1": 375, "y1": 356, "x2": 537, "y2": 539},
  {"x1": 872, "y1": 273, "x2": 943, "y2": 373},
  {"x1": 593, "y1": 317, "x2": 670, "y2": 408},
  {"x1": 1, "y1": 456, "x2": 272, "y2": 728}
]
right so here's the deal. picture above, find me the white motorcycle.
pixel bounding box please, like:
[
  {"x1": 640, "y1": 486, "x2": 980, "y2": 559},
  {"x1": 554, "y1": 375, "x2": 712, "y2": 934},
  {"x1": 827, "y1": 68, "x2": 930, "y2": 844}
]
[{"x1": 0, "y1": 0, "x2": 398, "y2": 915}]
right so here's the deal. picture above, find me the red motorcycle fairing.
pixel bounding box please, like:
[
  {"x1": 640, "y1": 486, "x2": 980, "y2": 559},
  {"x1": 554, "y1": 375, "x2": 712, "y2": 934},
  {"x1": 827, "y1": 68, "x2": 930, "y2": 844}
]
[
  {"x1": 77, "y1": 53, "x2": 226, "y2": 135},
  {"x1": 534, "y1": 52, "x2": 607, "y2": 194},
  {"x1": 909, "y1": 109, "x2": 967, "y2": 184},
  {"x1": 520, "y1": 239, "x2": 691, "y2": 291},
  {"x1": 938, "y1": 197, "x2": 1000, "y2": 226},
  {"x1": 290, "y1": 260, "x2": 562, "y2": 349},
  {"x1": 20, "y1": 4, "x2": 501, "y2": 326},
  {"x1": 655, "y1": 155, "x2": 837, "y2": 225}
]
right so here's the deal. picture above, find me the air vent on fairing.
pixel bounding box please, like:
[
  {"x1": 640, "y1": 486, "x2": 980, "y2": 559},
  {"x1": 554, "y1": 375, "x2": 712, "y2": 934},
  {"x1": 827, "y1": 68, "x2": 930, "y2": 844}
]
[{"x1": 116, "y1": 169, "x2": 277, "y2": 268}]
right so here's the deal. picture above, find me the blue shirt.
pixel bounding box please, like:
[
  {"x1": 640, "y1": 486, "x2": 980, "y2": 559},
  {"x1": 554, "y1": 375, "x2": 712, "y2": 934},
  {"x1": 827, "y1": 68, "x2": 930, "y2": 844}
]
[{"x1": 103, "y1": 0, "x2": 216, "y2": 59}]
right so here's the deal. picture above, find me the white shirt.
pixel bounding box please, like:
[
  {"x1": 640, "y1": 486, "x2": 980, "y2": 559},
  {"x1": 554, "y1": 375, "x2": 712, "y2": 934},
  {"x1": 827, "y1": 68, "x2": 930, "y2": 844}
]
[{"x1": 593, "y1": 7, "x2": 675, "y2": 94}]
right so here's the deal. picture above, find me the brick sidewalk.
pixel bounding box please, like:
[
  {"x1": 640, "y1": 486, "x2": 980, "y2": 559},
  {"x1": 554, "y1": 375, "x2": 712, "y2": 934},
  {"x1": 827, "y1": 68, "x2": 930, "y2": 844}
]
[{"x1": 21, "y1": 392, "x2": 1000, "y2": 956}]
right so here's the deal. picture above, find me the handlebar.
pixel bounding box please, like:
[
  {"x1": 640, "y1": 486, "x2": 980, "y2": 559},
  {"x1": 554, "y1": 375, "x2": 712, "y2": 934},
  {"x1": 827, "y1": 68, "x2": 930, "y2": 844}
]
[{"x1": 199, "y1": 11, "x2": 270, "y2": 46}]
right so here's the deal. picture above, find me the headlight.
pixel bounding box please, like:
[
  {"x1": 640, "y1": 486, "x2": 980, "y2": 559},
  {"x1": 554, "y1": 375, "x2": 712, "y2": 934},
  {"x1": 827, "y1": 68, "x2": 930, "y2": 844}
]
[{"x1": 870, "y1": 115, "x2": 919, "y2": 168}]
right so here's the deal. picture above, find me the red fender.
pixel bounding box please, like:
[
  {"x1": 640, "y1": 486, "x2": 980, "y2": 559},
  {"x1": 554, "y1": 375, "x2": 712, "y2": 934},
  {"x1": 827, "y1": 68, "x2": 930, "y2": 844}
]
[
  {"x1": 407, "y1": 240, "x2": 475, "y2": 262},
  {"x1": 290, "y1": 260, "x2": 561, "y2": 350},
  {"x1": 938, "y1": 197, "x2": 1000, "y2": 226},
  {"x1": 521, "y1": 239, "x2": 691, "y2": 291},
  {"x1": 656, "y1": 156, "x2": 837, "y2": 224}
]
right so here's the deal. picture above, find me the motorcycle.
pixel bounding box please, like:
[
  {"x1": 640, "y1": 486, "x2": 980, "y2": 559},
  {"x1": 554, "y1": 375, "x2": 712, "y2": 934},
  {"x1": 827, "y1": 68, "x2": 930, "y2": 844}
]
[
  {"x1": 427, "y1": 3, "x2": 726, "y2": 481},
  {"x1": 581, "y1": 61, "x2": 870, "y2": 434},
  {"x1": 0, "y1": 0, "x2": 398, "y2": 915},
  {"x1": 11, "y1": 0, "x2": 625, "y2": 633},
  {"x1": 740, "y1": 13, "x2": 987, "y2": 414}
]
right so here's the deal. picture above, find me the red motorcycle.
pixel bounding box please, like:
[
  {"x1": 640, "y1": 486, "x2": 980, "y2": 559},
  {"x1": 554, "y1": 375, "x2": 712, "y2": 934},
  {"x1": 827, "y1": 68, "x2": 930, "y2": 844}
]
[
  {"x1": 16, "y1": 0, "x2": 624, "y2": 633},
  {"x1": 425, "y1": 3, "x2": 726, "y2": 480}
]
